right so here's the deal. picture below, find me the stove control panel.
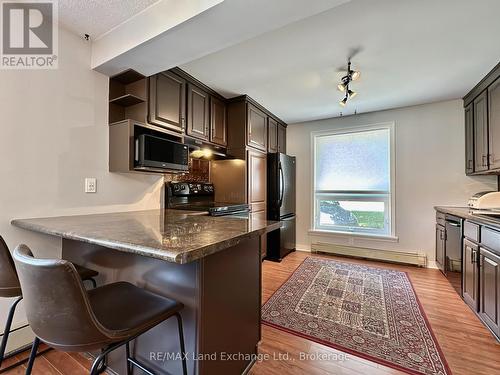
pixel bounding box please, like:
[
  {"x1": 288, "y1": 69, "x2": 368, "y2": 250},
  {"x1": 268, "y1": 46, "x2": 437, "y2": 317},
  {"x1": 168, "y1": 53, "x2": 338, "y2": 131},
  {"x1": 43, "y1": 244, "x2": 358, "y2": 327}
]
[{"x1": 169, "y1": 182, "x2": 214, "y2": 196}]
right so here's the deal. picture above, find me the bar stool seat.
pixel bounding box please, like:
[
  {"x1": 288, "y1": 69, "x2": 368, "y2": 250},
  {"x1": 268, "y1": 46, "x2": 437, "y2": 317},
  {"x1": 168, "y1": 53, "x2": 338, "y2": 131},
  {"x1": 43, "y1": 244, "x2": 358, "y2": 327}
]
[
  {"x1": 13, "y1": 244, "x2": 188, "y2": 375},
  {"x1": 88, "y1": 281, "x2": 182, "y2": 336},
  {"x1": 0, "y1": 235, "x2": 100, "y2": 371}
]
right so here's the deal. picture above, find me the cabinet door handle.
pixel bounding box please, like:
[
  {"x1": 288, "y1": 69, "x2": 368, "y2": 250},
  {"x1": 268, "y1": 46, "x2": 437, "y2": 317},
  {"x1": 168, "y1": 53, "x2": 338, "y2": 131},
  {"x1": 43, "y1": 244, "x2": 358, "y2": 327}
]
[
  {"x1": 489, "y1": 154, "x2": 493, "y2": 165},
  {"x1": 482, "y1": 155, "x2": 487, "y2": 166},
  {"x1": 471, "y1": 248, "x2": 476, "y2": 264},
  {"x1": 181, "y1": 117, "x2": 185, "y2": 129}
]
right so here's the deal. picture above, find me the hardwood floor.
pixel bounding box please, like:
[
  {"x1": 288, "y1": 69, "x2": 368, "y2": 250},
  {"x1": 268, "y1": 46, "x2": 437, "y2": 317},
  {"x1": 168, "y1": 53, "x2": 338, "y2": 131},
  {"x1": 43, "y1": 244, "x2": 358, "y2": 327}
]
[
  {"x1": 250, "y1": 251, "x2": 500, "y2": 375},
  {"x1": 1, "y1": 250, "x2": 499, "y2": 374},
  {"x1": 0, "y1": 345, "x2": 94, "y2": 374}
]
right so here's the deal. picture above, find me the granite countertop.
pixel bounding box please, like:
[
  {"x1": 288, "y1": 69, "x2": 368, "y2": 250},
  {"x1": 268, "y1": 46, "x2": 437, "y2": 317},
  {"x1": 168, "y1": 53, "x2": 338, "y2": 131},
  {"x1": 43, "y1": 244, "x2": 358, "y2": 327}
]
[
  {"x1": 435, "y1": 206, "x2": 500, "y2": 229},
  {"x1": 11, "y1": 210, "x2": 281, "y2": 264}
]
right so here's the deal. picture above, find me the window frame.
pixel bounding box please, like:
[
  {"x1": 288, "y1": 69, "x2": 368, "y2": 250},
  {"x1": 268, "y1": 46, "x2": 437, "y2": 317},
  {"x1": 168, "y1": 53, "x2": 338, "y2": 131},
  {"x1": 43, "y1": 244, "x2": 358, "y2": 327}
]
[{"x1": 310, "y1": 122, "x2": 396, "y2": 239}]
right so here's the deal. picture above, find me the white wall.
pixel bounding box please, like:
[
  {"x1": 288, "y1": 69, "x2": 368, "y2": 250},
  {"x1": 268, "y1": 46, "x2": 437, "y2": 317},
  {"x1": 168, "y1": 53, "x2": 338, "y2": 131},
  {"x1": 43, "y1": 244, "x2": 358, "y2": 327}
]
[
  {"x1": 288, "y1": 100, "x2": 497, "y2": 266},
  {"x1": 0, "y1": 28, "x2": 164, "y2": 333}
]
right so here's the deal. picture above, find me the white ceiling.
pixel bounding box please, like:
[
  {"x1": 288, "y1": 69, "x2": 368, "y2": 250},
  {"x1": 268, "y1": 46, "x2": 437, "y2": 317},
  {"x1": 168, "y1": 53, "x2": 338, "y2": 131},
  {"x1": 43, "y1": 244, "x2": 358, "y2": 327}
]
[
  {"x1": 59, "y1": 0, "x2": 160, "y2": 39},
  {"x1": 180, "y1": 0, "x2": 500, "y2": 123},
  {"x1": 92, "y1": 0, "x2": 350, "y2": 76}
]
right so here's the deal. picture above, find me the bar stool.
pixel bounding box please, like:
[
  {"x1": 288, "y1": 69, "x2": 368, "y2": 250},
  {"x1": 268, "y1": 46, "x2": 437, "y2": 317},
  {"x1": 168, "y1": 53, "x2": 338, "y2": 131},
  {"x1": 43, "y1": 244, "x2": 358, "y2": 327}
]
[
  {"x1": 0, "y1": 235, "x2": 99, "y2": 370},
  {"x1": 13, "y1": 244, "x2": 188, "y2": 375}
]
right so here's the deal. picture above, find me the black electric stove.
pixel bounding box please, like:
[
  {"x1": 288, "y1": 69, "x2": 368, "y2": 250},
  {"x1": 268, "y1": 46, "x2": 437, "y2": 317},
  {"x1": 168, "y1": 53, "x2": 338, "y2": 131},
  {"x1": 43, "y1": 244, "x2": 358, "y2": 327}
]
[{"x1": 166, "y1": 182, "x2": 249, "y2": 216}]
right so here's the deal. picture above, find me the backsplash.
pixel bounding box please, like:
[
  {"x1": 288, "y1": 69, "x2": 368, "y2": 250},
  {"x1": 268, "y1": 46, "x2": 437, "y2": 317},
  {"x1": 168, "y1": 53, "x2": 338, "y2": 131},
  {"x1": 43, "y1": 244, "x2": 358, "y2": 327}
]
[{"x1": 167, "y1": 158, "x2": 210, "y2": 183}]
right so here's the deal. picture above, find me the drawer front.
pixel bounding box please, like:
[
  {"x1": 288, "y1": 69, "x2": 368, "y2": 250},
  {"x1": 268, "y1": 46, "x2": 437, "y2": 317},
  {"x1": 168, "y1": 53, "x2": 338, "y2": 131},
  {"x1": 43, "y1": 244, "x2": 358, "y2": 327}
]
[
  {"x1": 436, "y1": 211, "x2": 446, "y2": 226},
  {"x1": 481, "y1": 227, "x2": 500, "y2": 253},
  {"x1": 464, "y1": 221, "x2": 480, "y2": 242}
]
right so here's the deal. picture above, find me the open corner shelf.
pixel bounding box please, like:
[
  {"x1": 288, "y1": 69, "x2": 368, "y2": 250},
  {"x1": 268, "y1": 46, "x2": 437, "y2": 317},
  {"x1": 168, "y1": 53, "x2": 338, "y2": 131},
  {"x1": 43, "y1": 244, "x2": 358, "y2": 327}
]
[
  {"x1": 110, "y1": 69, "x2": 145, "y2": 85},
  {"x1": 109, "y1": 94, "x2": 145, "y2": 107}
]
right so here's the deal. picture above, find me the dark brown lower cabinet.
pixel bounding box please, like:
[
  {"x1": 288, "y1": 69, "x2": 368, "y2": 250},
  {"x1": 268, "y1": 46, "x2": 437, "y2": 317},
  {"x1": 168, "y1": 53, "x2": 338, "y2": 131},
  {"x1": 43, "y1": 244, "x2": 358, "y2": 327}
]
[
  {"x1": 435, "y1": 224, "x2": 445, "y2": 272},
  {"x1": 463, "y1": 239, "x2": 479, "y2": 310},
  {"x1": 479, "y1": 248, "x2": 500, "y2": 336}
]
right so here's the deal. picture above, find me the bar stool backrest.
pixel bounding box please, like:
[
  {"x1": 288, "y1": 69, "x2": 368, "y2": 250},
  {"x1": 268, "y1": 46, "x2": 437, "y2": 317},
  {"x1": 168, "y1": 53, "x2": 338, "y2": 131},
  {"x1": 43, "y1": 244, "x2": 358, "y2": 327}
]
[
  {"x1": 13, "y1": 244, "x2": 112, "y2": 352},
  {"x1": 0, "y1": 236, "x2": 21, "y2": 298}
]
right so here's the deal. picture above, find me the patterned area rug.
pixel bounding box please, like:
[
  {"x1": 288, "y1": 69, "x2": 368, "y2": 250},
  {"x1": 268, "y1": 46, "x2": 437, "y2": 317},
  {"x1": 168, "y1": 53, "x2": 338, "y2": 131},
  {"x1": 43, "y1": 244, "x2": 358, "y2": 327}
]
[{"x1": 262, "y1": 257, "x2": 451, "y2": 375}]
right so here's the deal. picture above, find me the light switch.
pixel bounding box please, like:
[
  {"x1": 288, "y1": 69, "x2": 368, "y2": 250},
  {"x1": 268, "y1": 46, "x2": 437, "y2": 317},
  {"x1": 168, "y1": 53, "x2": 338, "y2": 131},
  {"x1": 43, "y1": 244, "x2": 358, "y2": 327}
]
[{"x1": 85, "y1": 178, "x2": 97, "y2": 193}]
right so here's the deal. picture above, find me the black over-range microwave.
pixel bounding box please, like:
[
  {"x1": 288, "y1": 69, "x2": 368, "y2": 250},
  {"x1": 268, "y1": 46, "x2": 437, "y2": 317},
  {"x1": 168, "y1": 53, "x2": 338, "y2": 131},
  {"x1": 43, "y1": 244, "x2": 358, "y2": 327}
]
[{"x1": 135, "y1": 134, "x2": 189, "y2": 171}]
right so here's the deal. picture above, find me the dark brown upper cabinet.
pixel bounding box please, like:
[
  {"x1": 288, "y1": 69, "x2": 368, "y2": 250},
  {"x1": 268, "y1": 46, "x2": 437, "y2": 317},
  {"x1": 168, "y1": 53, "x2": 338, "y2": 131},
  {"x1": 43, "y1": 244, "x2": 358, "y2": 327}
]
[
  {"x1": 247, "y1": 104, "x2": 268, "y2": 152},
  {"x1": 463, "y1": 62, "x2": 500, "y2": 175},
  {"x1": 277, "y1": 123, "x2": 286, "y2": 154},
  {"x1": 267, "y1": 117, "x2": 278, "y2": 153},
  {"x1": 473, "y1": 90, "x2": 489, "y2": 172},
  {"x1": 210, "y1": 96, "x2": 227, "y2": 146},
  {"x1": 227, "y1": 95, "x2": 287, "y2": 159},
  {"x1": 187, "y1": 83, "x2": 210, "y2": 141},
  {"x1": 479, "y1": 247, "x2": 500, "y2": 337},
  {"x1": 148, "y1": 71, "x2": 186, "y2": 132},
  {"x1": 488, "y1": 78, "x2": 500, "y2": 171},
  {"x1": 465, "y1": 103, "x2": 474, "y2": 175}
]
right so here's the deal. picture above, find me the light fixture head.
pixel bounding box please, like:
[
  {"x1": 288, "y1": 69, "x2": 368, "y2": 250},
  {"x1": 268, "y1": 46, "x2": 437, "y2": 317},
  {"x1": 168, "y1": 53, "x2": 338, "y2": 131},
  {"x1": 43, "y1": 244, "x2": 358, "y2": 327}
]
[
  {"x1": 191, "y1": 148, "x2": 214, "y2": 159},
  {"x1": 202, "y1": 148, "x2": 213, "y2": 158},
  {"x1": 337, "y1": 59, "x2": 361, "y2": 107}
]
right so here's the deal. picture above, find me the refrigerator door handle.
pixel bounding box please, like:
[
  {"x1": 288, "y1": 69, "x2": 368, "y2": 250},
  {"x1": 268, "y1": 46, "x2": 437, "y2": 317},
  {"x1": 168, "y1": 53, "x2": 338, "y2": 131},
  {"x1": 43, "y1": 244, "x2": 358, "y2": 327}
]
[{"x1": 279, "y1": 162, "x2": 285, "y2": 207}]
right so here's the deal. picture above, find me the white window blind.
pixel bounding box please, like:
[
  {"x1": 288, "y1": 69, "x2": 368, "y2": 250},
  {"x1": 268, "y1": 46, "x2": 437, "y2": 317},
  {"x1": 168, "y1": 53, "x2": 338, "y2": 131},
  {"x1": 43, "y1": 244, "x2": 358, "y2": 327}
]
[{"x1": 313, "y1": 126, "x2": 393, "y2": 236}]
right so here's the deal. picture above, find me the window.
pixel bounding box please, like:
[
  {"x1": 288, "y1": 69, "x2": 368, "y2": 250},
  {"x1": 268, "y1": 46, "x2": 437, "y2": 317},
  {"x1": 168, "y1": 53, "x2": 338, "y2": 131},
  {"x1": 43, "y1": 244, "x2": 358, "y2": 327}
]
[{"x1": 312, "y1": 124, "x2": 394, "y2": 237}]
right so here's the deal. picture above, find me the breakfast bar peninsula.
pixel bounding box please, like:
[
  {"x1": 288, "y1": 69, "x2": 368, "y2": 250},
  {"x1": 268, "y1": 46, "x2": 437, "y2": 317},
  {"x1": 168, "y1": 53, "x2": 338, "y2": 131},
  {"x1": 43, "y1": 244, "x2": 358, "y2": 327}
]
[{"x1": 12, "y1": 209, "x2": 280, "y2": 375}]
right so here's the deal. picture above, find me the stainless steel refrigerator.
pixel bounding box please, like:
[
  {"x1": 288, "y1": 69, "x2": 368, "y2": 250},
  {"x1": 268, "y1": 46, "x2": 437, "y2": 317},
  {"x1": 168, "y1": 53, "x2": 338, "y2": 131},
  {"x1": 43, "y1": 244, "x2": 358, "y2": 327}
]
[{"x1": 267, "y1": 152, "x2": 296, "y2": 261}]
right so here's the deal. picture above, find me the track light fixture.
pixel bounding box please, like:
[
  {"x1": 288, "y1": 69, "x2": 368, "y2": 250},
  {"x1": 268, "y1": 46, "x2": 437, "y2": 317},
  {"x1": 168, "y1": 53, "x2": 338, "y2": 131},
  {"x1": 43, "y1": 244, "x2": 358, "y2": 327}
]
[{"x1": 337, "y1": 60, "x2": 360, "y2": 106}]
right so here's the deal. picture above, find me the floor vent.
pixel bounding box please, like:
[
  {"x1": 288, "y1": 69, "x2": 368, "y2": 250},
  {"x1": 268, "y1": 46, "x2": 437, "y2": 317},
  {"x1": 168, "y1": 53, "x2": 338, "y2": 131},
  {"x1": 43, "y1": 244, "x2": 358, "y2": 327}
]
[{"x1": 311, "y1": 243, "x2": 427, "y2": 267}]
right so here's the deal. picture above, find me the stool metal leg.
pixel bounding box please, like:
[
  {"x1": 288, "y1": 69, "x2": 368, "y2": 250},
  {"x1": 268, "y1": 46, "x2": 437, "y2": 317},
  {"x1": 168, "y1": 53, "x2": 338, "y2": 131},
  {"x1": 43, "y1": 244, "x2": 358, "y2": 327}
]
[
  {"x1": 175, "y1": 313, "x2": 188, "y2": 375},
  {"x1": 25, "y1": 337, "x2": 40, "y2": 375},
  {"x1": 90, "y1": 342, "x2": 124, "y2": 375},
  {"x1": 125, "y1": 342, "x2": 132, "y2": 375},
  {"x1": 90, "y1": 349, "x2": 109, "y2": 375},
  {"x1": 0, "y1": 296, "x2": 23, "y2": 368}
]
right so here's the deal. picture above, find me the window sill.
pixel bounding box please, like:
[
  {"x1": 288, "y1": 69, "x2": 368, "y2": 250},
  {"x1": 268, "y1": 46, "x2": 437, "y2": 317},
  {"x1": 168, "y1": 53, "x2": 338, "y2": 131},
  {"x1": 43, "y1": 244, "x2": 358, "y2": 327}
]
[{"x1": 308, "y1": 229, "x2": 399, "y2": 243}]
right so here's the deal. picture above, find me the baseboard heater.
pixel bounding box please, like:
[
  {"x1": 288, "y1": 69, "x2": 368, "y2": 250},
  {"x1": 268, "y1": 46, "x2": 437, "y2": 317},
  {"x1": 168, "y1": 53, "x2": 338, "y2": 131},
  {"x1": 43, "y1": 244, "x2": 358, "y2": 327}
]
[{"x1": 311, "y1": 242, "x2": 427, "y2": 267}]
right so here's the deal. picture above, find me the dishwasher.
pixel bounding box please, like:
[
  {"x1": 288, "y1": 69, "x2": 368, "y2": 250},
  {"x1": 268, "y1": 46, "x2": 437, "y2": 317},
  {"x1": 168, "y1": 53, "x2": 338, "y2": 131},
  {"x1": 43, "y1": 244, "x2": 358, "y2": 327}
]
[{"x1": 444, "y1": 215, "x2": 463, "y2": 296}]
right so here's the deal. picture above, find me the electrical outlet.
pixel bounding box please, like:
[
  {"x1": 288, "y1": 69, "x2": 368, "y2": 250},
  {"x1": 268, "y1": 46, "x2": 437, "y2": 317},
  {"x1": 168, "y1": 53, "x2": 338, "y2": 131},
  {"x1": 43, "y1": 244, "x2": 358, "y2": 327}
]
[{"x1": 85, "y1": 178, "x2": 97, "y2": 193}]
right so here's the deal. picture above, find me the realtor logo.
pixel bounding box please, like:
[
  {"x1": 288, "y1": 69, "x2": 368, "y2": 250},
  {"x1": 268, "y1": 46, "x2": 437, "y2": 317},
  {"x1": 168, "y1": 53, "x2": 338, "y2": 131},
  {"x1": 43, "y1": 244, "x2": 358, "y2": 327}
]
[{"x1": 1, "y1": 0, "x2": 58, "y2": 69}]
